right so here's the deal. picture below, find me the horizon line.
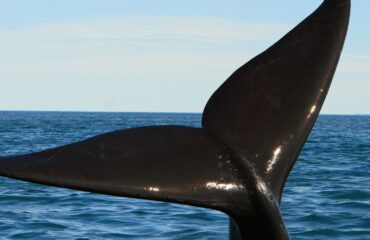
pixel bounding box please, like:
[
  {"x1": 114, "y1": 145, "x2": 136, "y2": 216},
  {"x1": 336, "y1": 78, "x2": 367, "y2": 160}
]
[{"x1": 0, "y1": 109, "x2": 369, "y2": 116}]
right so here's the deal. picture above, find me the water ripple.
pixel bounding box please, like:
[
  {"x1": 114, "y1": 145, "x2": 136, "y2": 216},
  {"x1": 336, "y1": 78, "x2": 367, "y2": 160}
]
[{"x1": 0, "y1": 112, "x2": 369, "y2": 239}]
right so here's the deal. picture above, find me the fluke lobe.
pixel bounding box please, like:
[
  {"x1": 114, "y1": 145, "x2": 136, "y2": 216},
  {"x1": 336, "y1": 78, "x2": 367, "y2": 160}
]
[{"x1": 0, "y1": 1, "x2": 350, "y2": 239}]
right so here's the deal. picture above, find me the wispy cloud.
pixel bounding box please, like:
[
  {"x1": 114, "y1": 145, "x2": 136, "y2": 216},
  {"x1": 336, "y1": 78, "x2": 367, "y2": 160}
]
[
  {"x1": 2, "y1": 16, "x2": 368, "y2": 113},
  {"x1": 338, "y1": 54, "x2": 370, "y2": 75},
  {"x1": 0, "y1": 16, "x2": 292, "y2": 78},
  {"x1": 0, "y1": 16, "x2": 293, "y2": 112},
  {"x1": 0, "y1": 16, "x2": 291, "y2": 43}
]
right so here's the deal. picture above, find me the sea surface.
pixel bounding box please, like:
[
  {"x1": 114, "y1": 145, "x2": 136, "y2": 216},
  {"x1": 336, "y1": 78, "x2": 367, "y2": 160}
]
[{"x1": 0, "y1": 112, "x2": 368, "y2": 240}]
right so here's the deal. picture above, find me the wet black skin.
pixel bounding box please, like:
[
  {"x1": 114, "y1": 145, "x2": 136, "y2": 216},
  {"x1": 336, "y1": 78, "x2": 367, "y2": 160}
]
[{"x1": 0, "y1": 1, "x2": 350, "y2": 239}]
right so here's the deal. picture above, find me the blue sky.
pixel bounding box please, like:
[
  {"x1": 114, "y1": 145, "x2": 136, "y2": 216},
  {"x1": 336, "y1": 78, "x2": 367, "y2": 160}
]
[{"x1": 0, "y1": 0, "x2": 368, "y2": 114}]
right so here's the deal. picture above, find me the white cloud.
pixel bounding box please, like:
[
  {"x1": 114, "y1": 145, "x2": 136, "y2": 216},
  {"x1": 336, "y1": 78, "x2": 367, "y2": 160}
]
[
  {"x1": 0, "y1": 16, "x2": 290, "y2": 43},
  {"x1": 0, "y1": 16, "x2": 291, "y2": 112},
  {"x1": 338, "y1": 54, "x2": 370, "y2": 75},
  {"x1": 1, "y1": 16, "x2": 368, "y2": 114}
]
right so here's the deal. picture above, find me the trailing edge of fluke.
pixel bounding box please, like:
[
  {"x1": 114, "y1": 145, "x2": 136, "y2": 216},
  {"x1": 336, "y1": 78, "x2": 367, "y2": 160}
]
[{"x1": 0, "y1": 0, "x2": 350, "y2": 239}]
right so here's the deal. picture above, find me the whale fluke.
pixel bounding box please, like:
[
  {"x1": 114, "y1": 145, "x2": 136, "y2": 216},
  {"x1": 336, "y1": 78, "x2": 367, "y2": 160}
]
[
  {"x1": 203, "y1": 0, "x2": 351, "y2": 202},
  {"x1": 0, "y1": 126, "x2": 249, "y2": 208},
  {"x1": 0, "y1": 0, "x2": 350, "y2": 239}
]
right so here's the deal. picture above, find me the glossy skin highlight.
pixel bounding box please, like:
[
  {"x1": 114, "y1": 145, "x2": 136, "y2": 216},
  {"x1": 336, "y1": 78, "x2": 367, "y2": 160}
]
[{"x1": 0, "y1": 1, "x2": 350, "y2": 239}]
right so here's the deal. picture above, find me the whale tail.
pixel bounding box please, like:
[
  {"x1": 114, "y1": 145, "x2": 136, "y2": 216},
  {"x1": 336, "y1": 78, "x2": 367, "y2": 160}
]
[{"x1": 0, "y1": 1, "x2": 350, "y2": 239}]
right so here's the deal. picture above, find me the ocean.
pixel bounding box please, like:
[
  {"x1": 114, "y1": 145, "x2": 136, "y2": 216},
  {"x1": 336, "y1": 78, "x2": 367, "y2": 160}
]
[{"x1": 0, "y1": 112, "x2": 369, "y2": 240}]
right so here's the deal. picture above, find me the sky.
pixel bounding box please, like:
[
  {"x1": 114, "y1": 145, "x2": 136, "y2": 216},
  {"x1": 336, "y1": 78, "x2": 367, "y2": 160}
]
[{"x1": 0, "y1": 0, "x2": 369, "y2": 114}]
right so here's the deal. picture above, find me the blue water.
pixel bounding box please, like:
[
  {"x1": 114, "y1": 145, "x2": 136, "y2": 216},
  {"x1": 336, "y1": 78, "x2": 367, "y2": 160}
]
[{"x1": 0, "y1": 112, "x2": 369, "y2": 240}]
